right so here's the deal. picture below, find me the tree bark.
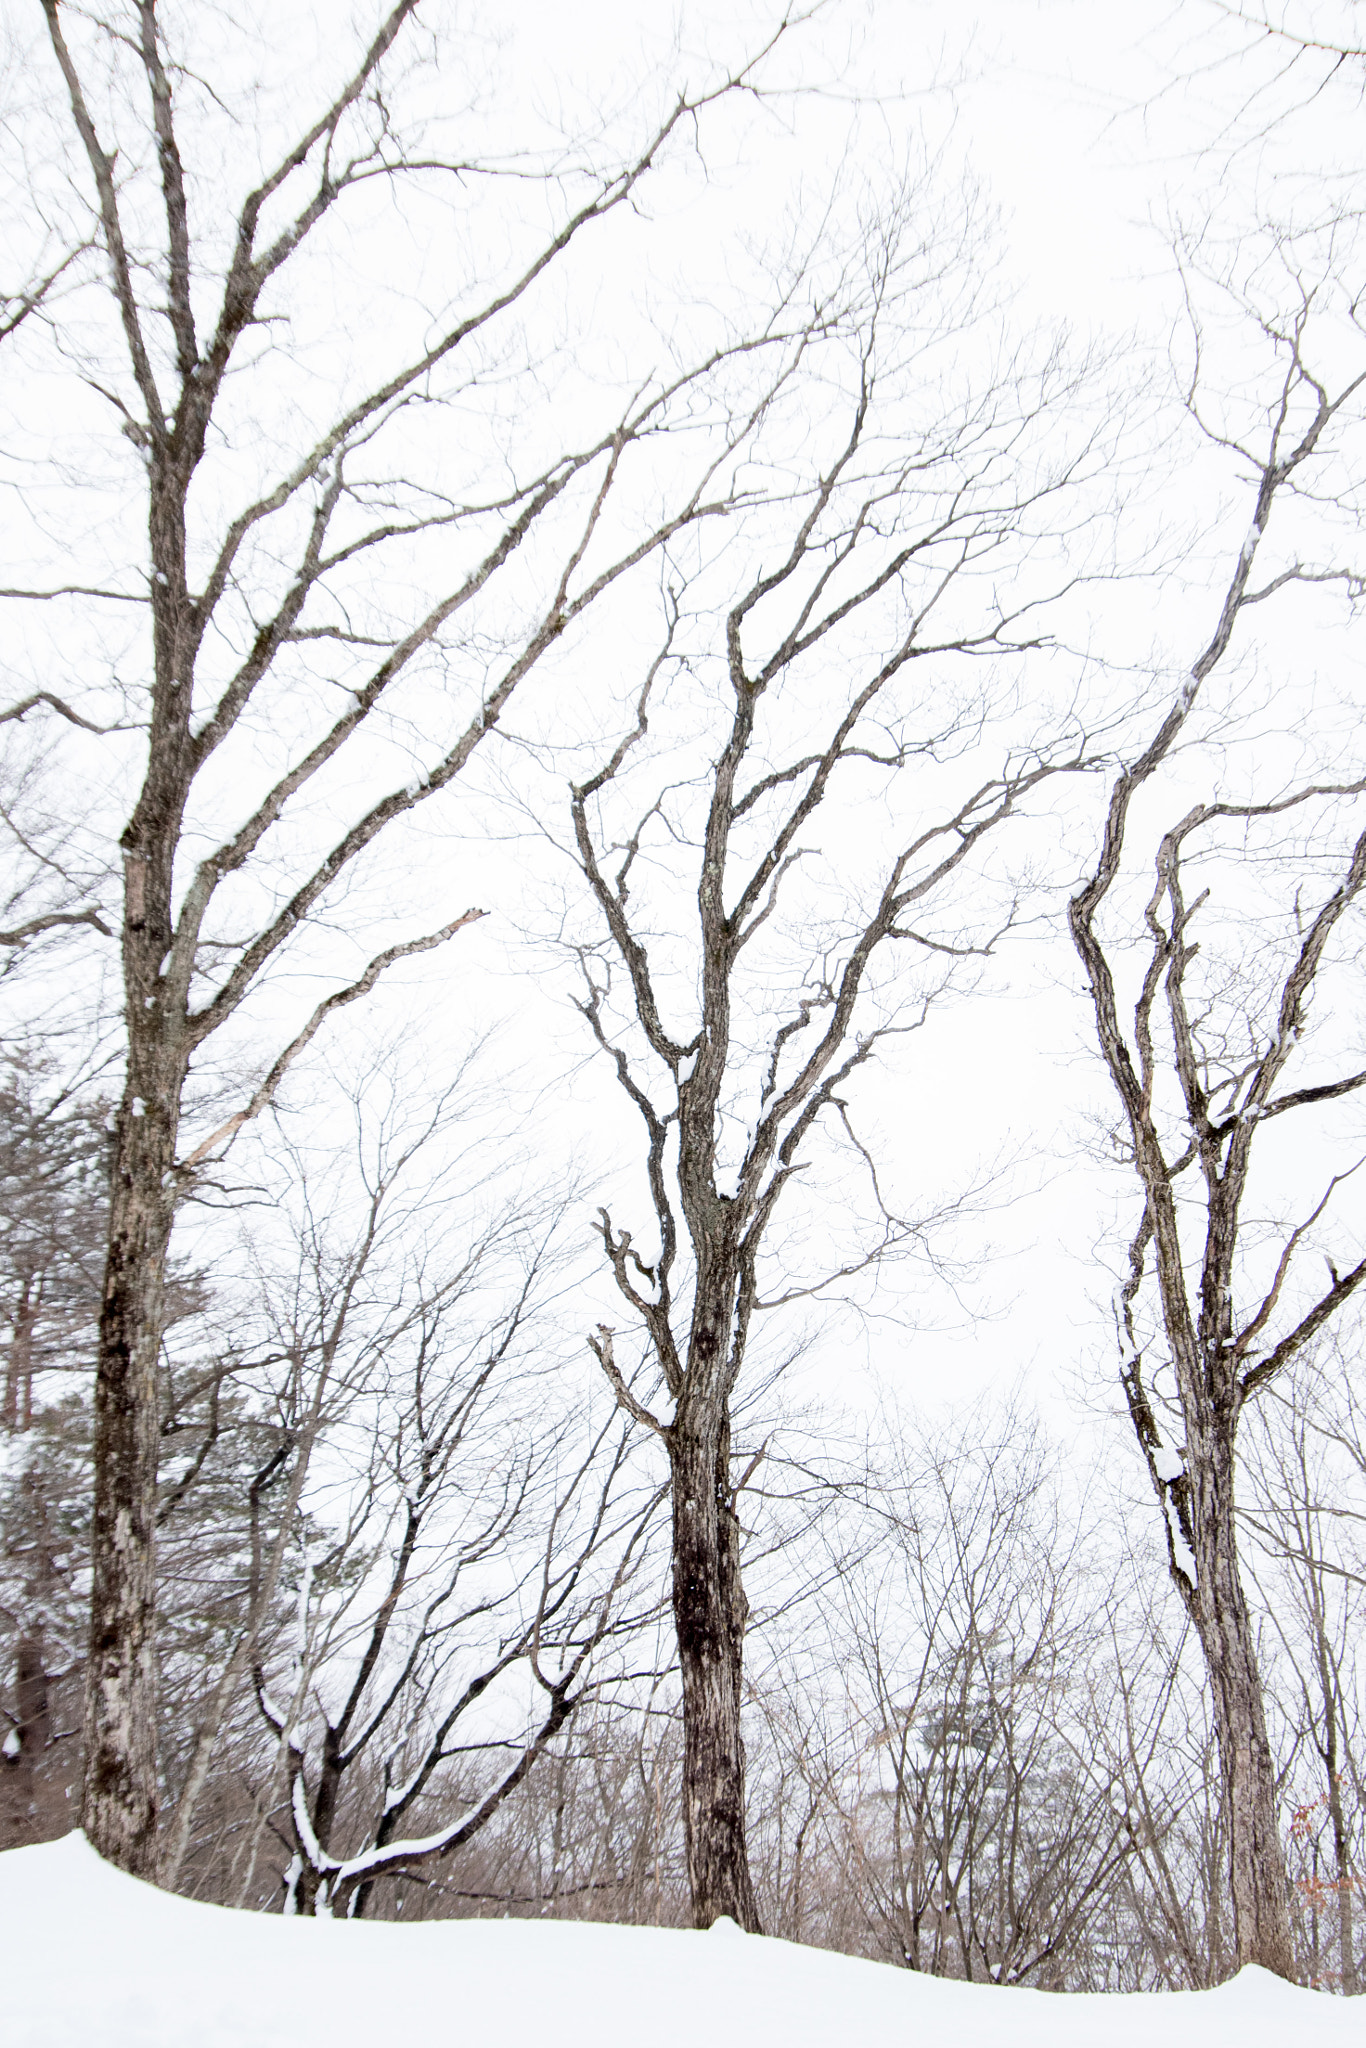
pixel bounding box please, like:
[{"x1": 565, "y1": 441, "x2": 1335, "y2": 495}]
[
  {"x1": 82, "y1": 1020, "x2": 184, "y2": 1876},
  {"x1": 669, "y1": 1403, "x2": 761, "y2": 1931},
  {"x1": 1326, "y1": 1761, "x2": 1356, "y2": 1995},
  {"x1": 1190, "y1": 1424, "x2": 1296, "y2": 1980}
]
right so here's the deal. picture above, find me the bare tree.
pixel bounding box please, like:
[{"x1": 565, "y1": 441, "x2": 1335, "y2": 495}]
[
  {"x1": 1068, "y1": 230, "x2": 1366, "y2": 1976},
  {"x1": 273, "y1": 1390, "x2": 665, "y2": 1919},
  {"x1": 3, "y1": 0, "x2": 822, "y2": 1874},
  {"x1": 147, "y1": 1044, "x2": 629, "y2": 1901},
  {"x1": 800, "y1": 1406, "x2": 1133, "y2": 1984},
  {"x1": 93, "y1": 1034, "x2": 671, "y2": 1916},
  {"x1": 1082, "y1": 1553, "x2": 1237, "y2": 1990},
  {"x1": 339, "y1": 1685, "x2": 689, "y2": 1927},
  {"x1": 0, "y1": 1060, "x2": 110, "y2": 1848},
  {"x1": 563, "y1": 192, "x2": 1112, "y2": 1927},
  {"x1": 1203, "y1": 4, "x2": 1366, "y2": 99},
  {"x1": 1242, "y1": 1355, "x2": 1366, "y2": 1990},
  {"x1": 155, "y1": 1056, "x2": 515, "y2": 1891},
  {"x1": 0, "y1": 1057, "x2": 108, "y2": 1432}
]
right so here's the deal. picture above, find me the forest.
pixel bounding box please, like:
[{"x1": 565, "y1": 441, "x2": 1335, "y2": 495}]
[{"x1": 1, "y1": 0, "x2": 1365, "y2": 2000}]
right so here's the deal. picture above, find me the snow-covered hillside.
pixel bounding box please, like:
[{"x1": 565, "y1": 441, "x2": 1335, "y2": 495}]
[{"x1": 2, "y1": 1834, "x2": 1359, "y2": 2048}]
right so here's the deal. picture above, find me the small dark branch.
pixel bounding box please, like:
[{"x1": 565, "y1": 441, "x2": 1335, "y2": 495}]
[
  {"x1": 1111, "y1": 1211, "x2": 1196, "y2": 1605},
  {"x1": 734, "y1": 849, "x2": 806, "y2": 952},
  {"x1": 1067, "y1": 370, "x2": 1355, "y2": 962},
  {"x1": 0, "y1": 235, "x2": 94, "y2": 343},
  {"x1": 0, "y1": 590, "x2": 146, "y2": 612},
  {"x1": 253, "y1": 1654, "x2": 300, "y2": 1745},
  {"x1": 41, "y1": 0, "x2": 166, "y2": 435},
  {"x1": 759, "y1": 988, "x2": 829, "y2": 1107},
  {"x1": 887, "y1": 914, "x2": 1013, "y2": 959},
  {"x1": 1206, "y1": 4, "x2": 1364, "y2": 58},
  {"x1": 137, "y1": 0, "x2": 198, "y2": 382},
  {"x1": 188, "y1": 461, "x2": 349, "y2": 761},
  {"x1": 731, "y1": 754, "x2": 825, "y2": 821},
  {"x1": 1233, "y1": 1167, "x2": 1360, "y2": 1365},
  {"x1": 282, "y1": 626, "x2": 397, "y2": 648},
  {"x1": 574, "y1": 976, "x2": 681, "y2": 1376},
  {"x1": 1115, "y1": 1211, "x2": 1161, "y2": 1463},
  {"x1": 731, "y1": 1438, "x2": 768, "y2": 1507},
  {"x1": 592, "y1": 1206, "x2": 660, "y2": 1318},
  {"x1": 0, "y1": 908, "x2": 113, "y2": 947},
  {"x1": 0, "y1": 690, "x2": 134, "y2": 733},
  {"x1": 1135, "y1": 866, "x2": 1175, "y2": 1116},
  {"x1": 1158, "y1": 833, "x2": 1218, "y2": 1163},
  {"x1": 333, "y1": 1502, "x2": 422, "y2": 1751},
  {"x1": 1240, "y1": 1252, "x2": 1366, "y2": 1404},
  {"x1": 1238, "y1": 824, "x2": 1366, "y2": 1134},
  {"x1": 726, "y1": 370, "x2": 873, "y2": 680},
  {"x1": 586, "y1": 1326, "x2": 670, "y2": 1440},
  {"x1": 334, "y1": 1681, "x2": 581, "y2": 1912},
  {"x1": 1254, "y1": 1068, "x2": 1366, "y2": 1119},
  {"x1": 177, "y1": 910, "x2": 484, "y2": 1169},
  {"x1": 156, "y1": 1376, "x2": 220, "y2": 1526},
  {"x1": 1242, "y1": 565, "x2": 1366, "y2": 606},
  {"x1": 1178, "y1": 778, "x2": 1366, "y2": 834},
  {"x1": 725, "y1": 661, "x2": 904, "y2": 946},
  {"x1": 571, "y1": 708, "x2": 689, "y2": 1066},
  {"x1": 832, "y1": 1099, "x2": 909, "y2": 1239}
]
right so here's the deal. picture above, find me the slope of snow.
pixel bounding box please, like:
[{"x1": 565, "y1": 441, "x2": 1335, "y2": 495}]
[{"x1": 2, "y1": 1833, "x2": 1358, "y2": 2048}]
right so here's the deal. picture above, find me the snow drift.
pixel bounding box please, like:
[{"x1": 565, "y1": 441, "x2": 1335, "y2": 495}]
[{"x1": 2, "y1": 1833, "x2": 1358, "y2": 2048}]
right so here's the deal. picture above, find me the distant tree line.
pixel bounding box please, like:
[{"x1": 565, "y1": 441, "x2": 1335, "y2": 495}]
[{"x1": 2, "y1": 1053, "x2": 1364, "y2": 1987}]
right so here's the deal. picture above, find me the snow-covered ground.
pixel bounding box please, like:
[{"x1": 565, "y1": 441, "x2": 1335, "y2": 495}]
[{"x1": 4, "y1": 1834, "x2": 1359, "y2": 2048}]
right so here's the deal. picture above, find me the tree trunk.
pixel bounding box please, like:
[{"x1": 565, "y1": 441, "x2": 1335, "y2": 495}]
[
  {"x1": 1191, "y1": 1425, "x2": 1296, "y2": 1980},
  {"x1": 5, "y1": 1282, "x2": 35, "y2": 1432},
  {"x1": 293, "y1": 1728, "x2": 344, "y2": 1916},
  {"x1": 82, "y1": 1051, "x2": 182, "y2": 1877},
  {"x1": 2, "y1": 1633, "x2": 52, "y2": 1847},
  {"x1": 1319, "y1": 1678, "x2": 1356, "y2": 1993},
  {"x1": 669, "y1": 1405, "x2": 761, "y2": 1931},
  {"x1": 1328, "y1": 1762, "x2": 1356, "y2": 1996}
]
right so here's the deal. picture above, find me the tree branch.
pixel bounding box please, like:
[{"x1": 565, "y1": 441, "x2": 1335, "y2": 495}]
[{"x1": 176, "y1": 910, "x2": 484, "y2": 1172}]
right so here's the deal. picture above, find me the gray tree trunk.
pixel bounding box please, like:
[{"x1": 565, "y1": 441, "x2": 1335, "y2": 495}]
[
  {"x1": 83, "y1": 1030, "x2": 184, "y2": 1876},
  {"x1": 1189, "y1": 1425, "x2": 1295, "y2": 1979},
  {"x1": 669, "y1": 1406, "x2": 760, "y2": 1931}
]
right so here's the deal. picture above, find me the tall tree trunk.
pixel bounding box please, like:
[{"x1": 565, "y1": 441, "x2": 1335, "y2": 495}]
[
  {"x1": 82, "y1": 1029, "x2": 183, "y2": 1877},
  {"x1": 1191, "y1": 1425, "x2": 1296, "y2": 1981},
  {"x1": 669, "y1": 1404, "x2": 761, "y2": 1932}
]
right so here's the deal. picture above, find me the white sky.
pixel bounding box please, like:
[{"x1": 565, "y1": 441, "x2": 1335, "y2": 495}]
[{"x1": 4, "y1": 0, "x2": 1365, "y2": 1483}]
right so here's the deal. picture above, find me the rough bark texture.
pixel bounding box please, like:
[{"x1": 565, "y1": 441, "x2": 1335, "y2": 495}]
[
  {"x1": 83, "y1": 1033, "x2": 184, "y2": 1875},
  {"x1": 670, "y1": 1407, "x2": 760, "y2": 1931},
  {"x1": 1191, "y1": 1429, "x2": 1294, "y2": 1980}
]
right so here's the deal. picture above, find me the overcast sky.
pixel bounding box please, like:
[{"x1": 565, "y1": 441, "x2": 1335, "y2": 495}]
[{"x1": 4, "y1": 0, "x2": 1363, "y2": 1473}]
